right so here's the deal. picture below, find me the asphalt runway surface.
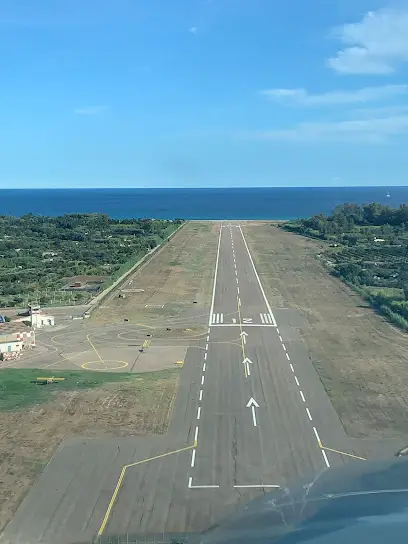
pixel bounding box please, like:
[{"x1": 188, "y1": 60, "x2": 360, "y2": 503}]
[{"x1": 1, "y1": 222, "x2": 367, "y2": 544}]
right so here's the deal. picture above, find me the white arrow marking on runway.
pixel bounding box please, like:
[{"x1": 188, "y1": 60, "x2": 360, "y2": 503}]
[
  {"x1": 246, "y1": 397, "x2": 259, "y2": 426},
  {"x1": 240, "y1": 331, "x2": 248, "y2": 344},
  {"x1": 242, "y1": 356, "x2": 253, "y2": 376}
]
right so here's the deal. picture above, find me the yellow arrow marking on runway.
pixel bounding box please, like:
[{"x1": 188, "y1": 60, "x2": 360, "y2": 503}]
[{"x1": 97, "y1": 441, "x2": 197, "y2": 536}]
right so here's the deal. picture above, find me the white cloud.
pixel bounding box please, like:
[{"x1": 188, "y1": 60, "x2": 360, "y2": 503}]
[
  {"x1": 242, "y1": 115, "x2": 408, "y2": 143},
  {"x1": 351, "y1": 104, "x2": 408, "y2": 118},
  {"x1": 328, "y1": 8, "x2": 408, "y2": 74},
  {"x1": 74, "y1": 105, "x2": 108, "y2": 116},
  {"x1": 261, "y1": 85, "x2": 408, "y2": 105}
]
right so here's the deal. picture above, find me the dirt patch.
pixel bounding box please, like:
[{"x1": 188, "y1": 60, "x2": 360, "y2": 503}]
[
  {"x1": 91, "y1": 221, "x2": 219, "y2": 326},
  {"x1": 0, "y1": 369, "x2": 179, "y2": 533},
  {"x1": 244, "y1": 222, "x2": 408, "y2": 440}
]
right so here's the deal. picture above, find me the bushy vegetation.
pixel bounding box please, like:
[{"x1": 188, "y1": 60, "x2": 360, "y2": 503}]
[
  {"x1": 282, "y1": 203, "x2": 408, "y2": 331},
  {"x1": 0, "y1": 214, "x2": 183, "y2": 307}
]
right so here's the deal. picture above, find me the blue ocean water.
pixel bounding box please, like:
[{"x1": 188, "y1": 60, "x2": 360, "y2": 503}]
[{"x1": 0, "y1": 187, "x2": 407, "y2": 220}]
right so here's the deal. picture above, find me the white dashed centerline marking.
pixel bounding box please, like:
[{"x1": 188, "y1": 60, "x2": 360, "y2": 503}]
[
  {"x1": 306, "y1": 408, "x2": 313, "y2": 421},
  {"x1": 282, "y1": 344, "x2": 287, "y2": 351},
  {"x1": 205, "y1": 343, "x2": 209, "y2": 351},
  {"x1": 194, "y1": 426, "x2": 199, "y2": 442},
  {"x1": 285, "y1": 353, "x2": 290, "y2": 360},
  {"x1": 206, "y1": 336, "x2": 209, "y2": 342},
  {"x1": 313, "y1": 426, "x2": 321, "y2": 443},
  {"x1": 290, "y1": 363, "x2": 294, "y2": 372},
  {"x1": 294, "y1": 376, "x2": 300, "y2": 386},
  {"x1": 278, "y1": 335, "x2": 283, "y2": 342},
  {"x1": 204, "y1": 352, "x2": 207, "y2": 360},
  {"x1": 197, "y1": 407, "x2": 201, "y2": 420},
  {"x1": 203, "y1": 363, "x2": 206, "y2": 372},
  {"x1": 199, "y1": 389, "x2": 203, "y2": 401},
  {"x1": 201, "y1": 375, "x2": 205, "y2": 385},
  {"x1": 191, "y1": 449, "x2": 196, "y2": 467},
  {"x1": 322, "y1": 450, "x2": 330, "y2": 468},
  {"x1": 299, "y1": 390, "x2": 306, "y2": 402}
]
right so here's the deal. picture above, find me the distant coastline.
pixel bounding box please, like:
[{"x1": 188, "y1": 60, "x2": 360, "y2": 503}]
[{"x1": 0, "y1": 187, "x2": 407, "y2": 220}]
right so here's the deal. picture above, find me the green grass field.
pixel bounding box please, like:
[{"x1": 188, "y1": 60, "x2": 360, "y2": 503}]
[{"x1": 0, "y1": 368, "x2": 178, "y2": 412}]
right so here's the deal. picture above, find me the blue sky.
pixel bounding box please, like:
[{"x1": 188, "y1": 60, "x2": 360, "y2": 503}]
[{"x1": 1, "y1": 0, "x2": 408, "y2": 188}]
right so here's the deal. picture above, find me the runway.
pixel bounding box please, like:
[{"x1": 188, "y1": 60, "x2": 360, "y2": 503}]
[
  {"x1": 101, "y1": 222, "x2": 357, "y2": 534},
  {"x1": 1, "y1": 222, "x2": 363, "y2": 544}
]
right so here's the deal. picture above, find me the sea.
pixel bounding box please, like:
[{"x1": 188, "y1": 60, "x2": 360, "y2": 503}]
[{"x1": 0, "y1": 187, "x2": 407, "y2": 220}]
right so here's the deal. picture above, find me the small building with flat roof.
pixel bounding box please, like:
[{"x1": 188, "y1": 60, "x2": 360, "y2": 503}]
[{"x1": 0, "y1": 322, "x2": 35, "y2": 361}]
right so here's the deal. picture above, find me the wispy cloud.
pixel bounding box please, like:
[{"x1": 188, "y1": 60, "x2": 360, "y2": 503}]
[
  {"x1": 351, "y1": 104, "x2": 408, "y2": 118},
  {"x1": 189, "y1": 26, "x2": 198, "y2": 34},
  {"x1": 74, "y1": 105, "x2": 108, "y2": 116},
  {"x1": 260, "y1": 85, "x2": 408, "y2": 106},
  {"x1": 328, "y1": 8, "x2": 408, "y2": 74},
  {"x1": 241, "y1": 115, "x2": 408, "y2": 143}
]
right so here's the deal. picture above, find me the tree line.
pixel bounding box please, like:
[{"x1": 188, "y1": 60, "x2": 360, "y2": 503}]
[{"x1": 283, "y1": 203, "x2": 408, "y2": 331}]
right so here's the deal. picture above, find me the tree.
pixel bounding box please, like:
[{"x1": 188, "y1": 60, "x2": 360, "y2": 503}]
[{"x1": 332, "y1": 203, "x2": 363, "y2": 223}]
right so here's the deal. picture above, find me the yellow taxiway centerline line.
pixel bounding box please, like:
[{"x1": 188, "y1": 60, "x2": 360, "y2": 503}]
[
  {"x1": 321, "y1": 444, "x2": 367, "y2": 461},
  {"x1": 86, "y1": 333, "x2": 105, "y2": 365},
  {"x1": 97, "y1": 441, "x2": 197, "y2": 536}
]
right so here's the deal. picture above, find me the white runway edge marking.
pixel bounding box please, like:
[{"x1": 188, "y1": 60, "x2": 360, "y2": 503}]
[
  {"x1": 191, "y1": 449, "x2": 196, "y2": 467},
  {"x1": 299, "y1": 390, "x2": 306, "y2": 402},
  {"x1": 208, "y1": 225, "x2": 222, "y2": 327},
  {"x1": 238, "y1": 225, "x2": 277, "y2": 326},
  {"x1": 188, "y1": 477, "x2": 220, "y2": 489},
  {"x1": 195, "y1": 426, "x2": 199, "y2": 442},
  {"x1": 199, "y1": 389, "x2": 203, "y2": 401},
  {"x1": 197, "y1": 406, "x2": 201, "y2": 420}
]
